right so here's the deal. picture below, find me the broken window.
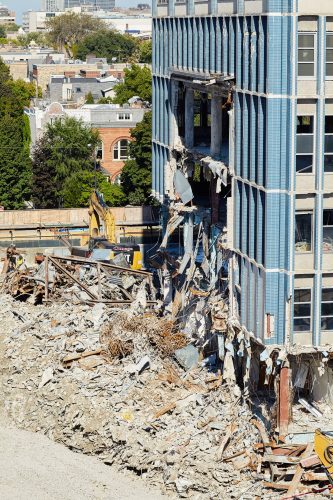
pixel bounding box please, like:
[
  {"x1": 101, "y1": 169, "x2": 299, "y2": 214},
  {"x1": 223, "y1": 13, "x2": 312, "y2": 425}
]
[
  {"x1": 298, "y1": 33, "x2": 315, "y2": 77},
  {"x1": 321, "y1": 288, "x2": 333, "y2": 331},
  {"x1": 295, "y1": 212, "x2": 312, "y2": 252},
  {"x1": 294, "y1": 289, "x2": 312, "y2": 332},
  {"x1": 113, "y1": 139, "x2": 130, "y2": 160},
  {"x1": 323, "y1": 209, "x2": 333, "y2": 252},
  {"x1": 327, "y1": 34, "x2": 333, "y2": 78},
  {"x1": 325, "y1": 116, "x2": 333, "y2": 172},
  {"x1": 296, "y1": 116, "x2": 314, "y2": 173}
]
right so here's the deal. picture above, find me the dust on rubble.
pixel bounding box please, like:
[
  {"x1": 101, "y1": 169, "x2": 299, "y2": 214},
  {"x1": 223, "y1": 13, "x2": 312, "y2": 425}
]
[{"x1": 0, "y1": 294, "x2": 262, "y2": 499}]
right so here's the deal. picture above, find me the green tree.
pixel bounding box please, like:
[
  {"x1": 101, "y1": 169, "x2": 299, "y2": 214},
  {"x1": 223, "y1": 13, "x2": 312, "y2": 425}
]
[
  {"x1": 0, "y1": 26, "x2": 6, "y2": 38},
  {"x1": 0, "y1": 60, "x2": 32, "y2": 209},
  {"x1": 46, "y1": 12, "x2": 105, "y2": 57},
  {"x1": 138, "y1": 40, "x2": 152, "y2": 63},
  {"x1": 9, "y1": 79, "x2": 42, "y2": 106},
  {"x1": 31, "y1": 135, "x2": 57, "y2": 208},
  {"x1": 97, "y1": 96, "x2": 113, "y2": 104},
  {"x1": 76, "y1": 29, "x2": 136, "y2": 63},
  {"x1": 85, "y1": 91, "x2": 94, "y2": 104},
  {"x1": 32, "y1": 117, "x2": 100, "y2": 208},
  {"x1": 16, "y1": 32, "x2": 48, "y2": 47},
  {"x1": 120, "y1": 111, "x2": 152, "y2": 205},
  {"x1": 113, "y1": 64, "x2": 152, "y2": 105},
  {"x1": 6, "y1": 23, "x2": 20, "y2": 32},
  {"x1": 62, "y1": 171, "x2": 126, "y2": 208}
]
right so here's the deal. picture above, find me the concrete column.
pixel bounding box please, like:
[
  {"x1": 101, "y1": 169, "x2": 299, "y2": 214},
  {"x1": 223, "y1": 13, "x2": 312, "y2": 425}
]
[
  {"x1": 211, "y1": 92, "x2": 223, "y2": 158},
  {"x1": 185, "y1": 87, "x2": 194, "y2": 148}
]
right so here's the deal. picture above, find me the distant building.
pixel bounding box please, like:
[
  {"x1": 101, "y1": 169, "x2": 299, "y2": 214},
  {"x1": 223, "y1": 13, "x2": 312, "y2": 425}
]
[
  {"x1": 63, "y1": 0, "x2": 115, "y2": 9},
  {"x1": 28, "y1": 102, "x2": 148, "y2": 180},
  {"x1": 40, "y1": 0, "x2": 65, "y2": 11},
  {"x1": 32, "y1": 63, "x2": 111, "y2": 92},
  {"x1": 23, "y1": 8, "x2": 151, "y2": 38},
  {"x1": 22, "y1": 11, "x2": 63, "y2": 33},
  {"x1": 0, "y1": 4, "x2": 15, "y2": 25},
  {"x1": 48, "y1": 74, "x2": 119, "y2": 104},
  {"x1": 0, "y1": 47, "x2": 65, "y2": 81}
]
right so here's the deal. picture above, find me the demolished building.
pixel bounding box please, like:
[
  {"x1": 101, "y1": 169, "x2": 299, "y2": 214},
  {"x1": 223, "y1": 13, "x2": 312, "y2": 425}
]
[{"x1": 151, "y1": 0, "x2": 333, "y2": 418}]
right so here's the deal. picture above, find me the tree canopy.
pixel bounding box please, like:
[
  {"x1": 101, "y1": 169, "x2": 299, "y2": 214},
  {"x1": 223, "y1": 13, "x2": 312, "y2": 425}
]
[
  {"x1": 9, "y1": 79, "x2": 42, "y2": 106},
  {"x1": 62, "y1": 171, "x2": 126, "y2": 208},
  {"x1": 0, "y1": 59, "x2": 32, "y2": 209},
  {"x1": 31, "y1": 117, "x2": 127, "y2": 209},
  {"x1": 112, "y1": 64, "x2": 152, "y2": 105},
  {"x1": 137, "y1": 40, "x2": 152, "y2": 64},
  {"x1": 16, "y1": 32, "x2": 48, "y2": 47},
  {"x1": 85, "y1": 91, "x2": 95, "y2": 104},
  {"x1": 45, "y1": 12, "x2": 105, "y2": 57},
  {"x1": 76, "y1": 29, "x2": 136, "y2": 63},
  {"x1": 120, "y1": 111, "x2": 153, "y2": 205}
]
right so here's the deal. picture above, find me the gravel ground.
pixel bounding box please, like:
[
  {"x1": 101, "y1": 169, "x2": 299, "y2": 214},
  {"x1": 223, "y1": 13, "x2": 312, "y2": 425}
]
[{"x1": 0, "y1": 421, "x2": 166, "y2": 500}]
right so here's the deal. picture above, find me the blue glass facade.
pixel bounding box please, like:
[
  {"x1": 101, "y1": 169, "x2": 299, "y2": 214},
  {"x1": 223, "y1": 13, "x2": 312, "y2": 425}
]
[{"x1": 152, "y1": 0, "x2": 333, "y2": 347}]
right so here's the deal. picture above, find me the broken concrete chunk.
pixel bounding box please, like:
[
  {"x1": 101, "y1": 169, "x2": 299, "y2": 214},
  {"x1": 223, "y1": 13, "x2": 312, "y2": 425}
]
[
  {"x1": 174, "y1": 344, "x2": 199, "y2": 371},
  {"x1": 38, "y1": 367, "x2": 54, "y2": 389},
  {"x1": 124, "y1": 356, "x2": 151, "y2": 375}
]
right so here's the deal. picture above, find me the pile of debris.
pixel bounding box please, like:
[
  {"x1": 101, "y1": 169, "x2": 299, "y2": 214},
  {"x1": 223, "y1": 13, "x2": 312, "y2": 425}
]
[
  {"x1": 1, "y1": 255, "x2": 157, "y2": 307},
  {"x1": 1, "y1": 293, "x2": 332, "y2": 498},
  {"x1": 0, "y1": 294, "x2": 260, "y2": 498}
]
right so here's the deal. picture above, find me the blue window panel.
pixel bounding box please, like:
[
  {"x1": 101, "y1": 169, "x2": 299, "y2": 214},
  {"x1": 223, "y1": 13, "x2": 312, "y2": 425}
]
[
  {"x1": 210, "y1": 17, "x2": 216, "y2": 74},
  {"x1": 187, "y1": 18, "x2": 193, "y2": 71},
  {"x1": 204, "y1": 17, "x2": 210, "y2": 73},
  {"x1": 242, "y1": 17, "x2": 250, "y2": 90},
  {"x1": 251, "y1": 17, "x2": 258, "y2": 91},
  {"x1": 172, "y1": 18, "x2": 177, "y2": 69},
  {"x1": 193, "y1": 18, "x2": 198, "y2": 71},
  {"x1": 216, "y1": 17, "x2": 222, "y2": 74},
  {"x1": 230, "y1": 17, "x2": 236, "y2": 76},
  {"x1": 265, "y1": 193, "x2": 280, "y2": 269},
  {"x1": 242, "y1": 94, "x2": 250, "y2": 179},
  {"x1": 236, "y1": 17, "x2": 243, "y2": 87}
]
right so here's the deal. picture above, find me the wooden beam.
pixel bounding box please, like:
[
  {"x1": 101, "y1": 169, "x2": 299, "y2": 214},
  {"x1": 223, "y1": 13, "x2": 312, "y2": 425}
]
[
  {"x1": 283, "y1": 442, "x2": 314, "y2": 499},
  {"x1": 279, "y1": 366, "x2": 291, "y2": 436}
]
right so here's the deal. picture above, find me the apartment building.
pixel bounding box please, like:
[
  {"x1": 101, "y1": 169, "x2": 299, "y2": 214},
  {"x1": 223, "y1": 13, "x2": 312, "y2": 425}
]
[
  {"x1": 152, "y1": 0, "x2": 333, "y2": 349},
  {"x1": 0, "y1": 5, "x2": 15, "y2": 25},
  {"x1": 28, "y1": 102, "x2": 148, "y2": 180},
  {"x1": 48, "y1": 74, "x2": 119, "y2": 103}
]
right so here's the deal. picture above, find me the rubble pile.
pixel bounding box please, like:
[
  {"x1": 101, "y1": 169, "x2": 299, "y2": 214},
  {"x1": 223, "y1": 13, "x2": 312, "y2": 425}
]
[
  {"x1": 0, "y1": 294, "x2": 266, "y2": 499},
  {"x1": 1, "y1": 255, "x2": 156, "y2": 306}
]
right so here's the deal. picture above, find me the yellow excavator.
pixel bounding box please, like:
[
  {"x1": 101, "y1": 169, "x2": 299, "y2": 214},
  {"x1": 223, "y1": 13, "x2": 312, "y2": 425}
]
[
  {"x1": 314, "y1": 429, "x2": 333, "y2": 485},
  {"x1": 72, "y1": 190, "x2": 143, "y2": 270}
]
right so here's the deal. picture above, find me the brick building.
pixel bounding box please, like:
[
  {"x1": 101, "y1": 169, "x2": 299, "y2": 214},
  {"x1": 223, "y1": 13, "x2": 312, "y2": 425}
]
[{"x1": 27, "y1": 102, "x2": 148, "y2": 181}]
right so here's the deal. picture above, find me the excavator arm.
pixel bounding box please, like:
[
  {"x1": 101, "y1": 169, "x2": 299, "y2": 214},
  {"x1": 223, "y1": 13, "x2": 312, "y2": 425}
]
[{"x1": 88, "y1": 190, "x2": 116, "y2": 243}]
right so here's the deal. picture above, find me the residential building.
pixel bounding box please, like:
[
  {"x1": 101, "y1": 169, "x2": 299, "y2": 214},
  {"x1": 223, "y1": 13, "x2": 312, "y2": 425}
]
[
  {"x1": 0, "y1": 47, "x2": 65, "y2": 81},
  {"x1": 28, "y1": 102, "x2": 148, "y2": 180},
  {"x1": 22, "y1": 10, "x2": 63, "y2": 32},
  {"x1": 41, "y1": 0, "x2": 65, "y2": 11},
  {"x1": 0, "y1": 4, "x2": 15, "y2": 25},
  {"x1": 48, "y1": 74, "x2": 119, "y2": 103},
  {"x1": 152, "y1": 0, "x2": 333, "y2": 350},
  {"x1": 32, "y1": 63, "x2": 110, "y2": 92}
]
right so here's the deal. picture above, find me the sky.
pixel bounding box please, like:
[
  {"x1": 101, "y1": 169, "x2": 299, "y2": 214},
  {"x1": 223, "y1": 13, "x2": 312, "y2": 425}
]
[{"x1": 8, "y1": 1, "x2": 145, "y2": 23}]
